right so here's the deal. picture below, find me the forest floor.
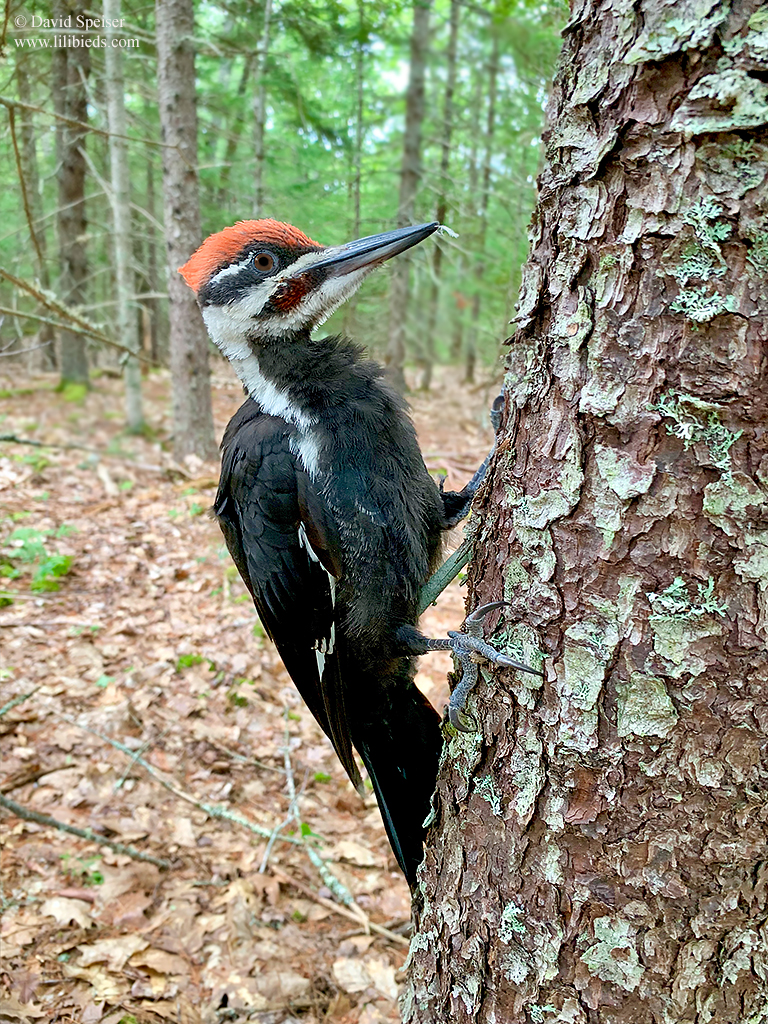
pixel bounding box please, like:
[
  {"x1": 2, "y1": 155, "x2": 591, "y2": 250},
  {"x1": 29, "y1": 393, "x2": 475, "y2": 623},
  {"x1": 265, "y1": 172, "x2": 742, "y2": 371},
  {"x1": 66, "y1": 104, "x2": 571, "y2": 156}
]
[{"x1": 0, "y1": 361, "x2": 500, "y2": 1024}]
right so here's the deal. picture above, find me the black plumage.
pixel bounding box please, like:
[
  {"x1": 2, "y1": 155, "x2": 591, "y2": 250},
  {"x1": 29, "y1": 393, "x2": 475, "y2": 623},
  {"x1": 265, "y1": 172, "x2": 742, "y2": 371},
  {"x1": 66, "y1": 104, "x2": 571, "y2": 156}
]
[
  {"x1": 179, "y1": 219, "x2": 527, "y2": 888},
  {"x1": 213, "y1": 336, "x2": 477, "y2": 885}
]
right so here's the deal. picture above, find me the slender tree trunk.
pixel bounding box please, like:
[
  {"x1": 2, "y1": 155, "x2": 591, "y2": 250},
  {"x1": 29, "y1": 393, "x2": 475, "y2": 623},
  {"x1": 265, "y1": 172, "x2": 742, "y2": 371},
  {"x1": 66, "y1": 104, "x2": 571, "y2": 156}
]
[
  {"x1": 385, "y1": 0, "x2": 431, "y2": 391},
  {"x1": 451, "y1": 57, "x2": 483, "y2": 370},
  {"x1": 342, "y1": 0, "x2": 366, "y2": 339},
  {"x1": 252, "y1": 0, "x2": 273, "y2": 217},
  {"x1": 466, "y1": 30, "x2": 498, "y2": 385},
  {"x1": 419, "y1": 0, "x2": 460, "y2": 391},
  {"x1": 104, "y1": 0, "x2": 143, "y2": 431},
  {"x1": 217, "y1": 55, "x2": 252, "y2": 206},
  {"x1": 405, "y1": 0, "x2": 768, "y2": 1020},
  {"x1": 15, "y1": 52, "x2": 56, "y2": 370},
  {"x1": 53, "y1": 0, "x2": 90, "y2": 387},
  {"x1": 156, "y1": 0, "x2": 217, "y2": 461},
  {"x1": 145, "y1": 153, "x2": 161, "y2": 364}
]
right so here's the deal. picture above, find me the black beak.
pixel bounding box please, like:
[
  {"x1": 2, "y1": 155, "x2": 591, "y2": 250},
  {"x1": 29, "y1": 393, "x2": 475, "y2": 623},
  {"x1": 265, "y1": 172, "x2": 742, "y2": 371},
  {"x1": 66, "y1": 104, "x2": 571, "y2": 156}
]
[{"x1": 309, "y1": 222, "x2": 439, "y2": 277}]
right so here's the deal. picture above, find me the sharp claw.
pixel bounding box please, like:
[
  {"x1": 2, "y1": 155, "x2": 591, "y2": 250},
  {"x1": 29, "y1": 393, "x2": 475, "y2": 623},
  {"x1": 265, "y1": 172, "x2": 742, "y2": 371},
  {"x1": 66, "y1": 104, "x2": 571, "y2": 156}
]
[
  {"x1": 448, "y1": 705, "x2": 476, "y2": 732},
  {"x1": 465, "y1": 600, "x2": 508, "y2": 626},
  {"x1": 496, "y1": 654, "x2": 545, "y2": 677}
]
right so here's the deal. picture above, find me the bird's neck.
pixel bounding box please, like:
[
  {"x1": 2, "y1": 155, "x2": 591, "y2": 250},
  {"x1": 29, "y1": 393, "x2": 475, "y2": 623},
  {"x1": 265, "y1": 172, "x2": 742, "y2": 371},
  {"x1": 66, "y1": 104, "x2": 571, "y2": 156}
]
[{"x1": 211, "y1": 321, "x2": 366, "y2": 428}]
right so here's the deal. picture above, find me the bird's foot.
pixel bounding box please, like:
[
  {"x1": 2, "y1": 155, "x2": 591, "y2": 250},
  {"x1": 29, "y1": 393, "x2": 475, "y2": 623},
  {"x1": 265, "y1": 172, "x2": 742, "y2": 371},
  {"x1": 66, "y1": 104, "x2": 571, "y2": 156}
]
[{"x1": 443, "y1": 601, "x2": 542, "y2": 733}]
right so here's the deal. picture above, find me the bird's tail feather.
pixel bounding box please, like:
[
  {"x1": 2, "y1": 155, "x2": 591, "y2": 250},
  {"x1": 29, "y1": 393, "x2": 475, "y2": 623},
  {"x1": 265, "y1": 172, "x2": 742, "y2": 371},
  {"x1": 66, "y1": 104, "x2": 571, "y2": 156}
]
[{"x1": 350, "y1": 670, "x2": 442, "y2": 889}]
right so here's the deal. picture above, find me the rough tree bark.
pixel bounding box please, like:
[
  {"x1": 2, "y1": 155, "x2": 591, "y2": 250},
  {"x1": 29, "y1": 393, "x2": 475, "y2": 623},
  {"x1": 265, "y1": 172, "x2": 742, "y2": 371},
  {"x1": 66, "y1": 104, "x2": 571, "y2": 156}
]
[
  {"x1": 385, "y1": 0, "x2": 430, "y2": 391},
  {"x1": 53, "y1": 0, "x2": 90, "y2": 387},
  {"x1": 404, "y1": 0, "x2": 768, "y2": 1021},
  {"x1": 104, "y1": 0, "x2": 143, "y2": 432},
  {"x1": 156, "y1": 0, "x2": 217, "y2": 462}
]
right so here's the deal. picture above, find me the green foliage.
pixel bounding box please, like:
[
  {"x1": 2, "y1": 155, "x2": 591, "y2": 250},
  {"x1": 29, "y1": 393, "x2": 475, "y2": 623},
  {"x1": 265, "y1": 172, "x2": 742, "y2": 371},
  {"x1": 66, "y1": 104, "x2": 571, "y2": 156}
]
[
  {"x1": 60, "y1": 854, "x2": 104, "y2": 886},
  {"x1": 1, "y1": 523, "x2": 76, "y2": 591},
  {"x1": 175, "y1": 652, "x2": 216, "y2": 672},
  {"x1": 2, "y1": 0, "x2": 564, "y2": 379},
  {"x1": 57, "y1": 382, "x2": 89, "y2": 403}
]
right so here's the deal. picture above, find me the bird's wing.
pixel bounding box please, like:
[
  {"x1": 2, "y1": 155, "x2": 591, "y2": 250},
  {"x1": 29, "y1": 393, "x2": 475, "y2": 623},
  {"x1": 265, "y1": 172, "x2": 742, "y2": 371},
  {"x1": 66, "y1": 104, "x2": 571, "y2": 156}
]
[{"x1": 213, "y1": 402, "x2": 363, "y2": 793}]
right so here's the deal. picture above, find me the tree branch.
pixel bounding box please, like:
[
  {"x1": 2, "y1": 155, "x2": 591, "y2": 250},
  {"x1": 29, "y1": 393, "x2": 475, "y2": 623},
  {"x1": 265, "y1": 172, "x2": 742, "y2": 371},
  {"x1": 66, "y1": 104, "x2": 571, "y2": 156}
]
[{"x1": 0, "y1": 792, "x2": 171, "y2": 869}]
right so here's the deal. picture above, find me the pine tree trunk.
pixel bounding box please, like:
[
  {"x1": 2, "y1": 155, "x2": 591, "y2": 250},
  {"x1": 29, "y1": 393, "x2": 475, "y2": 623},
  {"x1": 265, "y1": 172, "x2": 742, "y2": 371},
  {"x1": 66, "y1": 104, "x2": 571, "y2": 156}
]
[
  {"x1": 155, "y1": 0, "x2": 217, "y2": 462},
  {"x1": 252, "y1": 0, "x2": 273, "y2": 218},
  {"x1": 385, "y1": 0, "x2": 430, "y2": 391},
  {"x1": 404, "y1": 0, "x2": 768, "y2": 1020},
  {"x1": 419, "y1": 0, "x2": 460, "y2": 392},
  {"x1": 15, "y1": 52, "x2": 56, "y2": 370},
  {"x1": 216, "y1": 55, "x2": 252, "y2": 206},
  {"x1": 341, "y1": 0, "x2": 366, "y2": 340},
  {"x1": 53, "y1": 0, "x2": 90, "y2": 387},
  {"x1": 465, "y1": 30, "x2": 498, "y2": 386},
  {"x1": 105, "y1": 0, "x2": 143, "y2": 432},
  {"x1": 144, "y1": 151, "x2": 162, "y2": 364}
]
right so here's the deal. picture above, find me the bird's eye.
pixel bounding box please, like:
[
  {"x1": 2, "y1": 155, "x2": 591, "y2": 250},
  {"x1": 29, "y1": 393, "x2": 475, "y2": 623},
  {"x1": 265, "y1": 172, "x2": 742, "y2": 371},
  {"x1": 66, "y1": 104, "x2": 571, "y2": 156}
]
[{"x1": 254, "y1": 252, "x2": 276, "y2": 273}]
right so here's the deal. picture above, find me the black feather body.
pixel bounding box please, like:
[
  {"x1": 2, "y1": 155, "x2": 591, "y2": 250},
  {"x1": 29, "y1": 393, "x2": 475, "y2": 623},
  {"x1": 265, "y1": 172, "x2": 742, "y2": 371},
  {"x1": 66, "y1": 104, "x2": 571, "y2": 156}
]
[{"x1": 214, "y1": 332, "x2": 472, "y2": 886}]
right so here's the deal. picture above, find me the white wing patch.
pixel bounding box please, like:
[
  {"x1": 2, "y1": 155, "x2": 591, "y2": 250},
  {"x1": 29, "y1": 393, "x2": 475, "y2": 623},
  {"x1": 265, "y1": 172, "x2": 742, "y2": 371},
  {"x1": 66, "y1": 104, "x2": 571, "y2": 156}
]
[{"x1": 299, "y1": 524, "x2": 337, "y2": 671}]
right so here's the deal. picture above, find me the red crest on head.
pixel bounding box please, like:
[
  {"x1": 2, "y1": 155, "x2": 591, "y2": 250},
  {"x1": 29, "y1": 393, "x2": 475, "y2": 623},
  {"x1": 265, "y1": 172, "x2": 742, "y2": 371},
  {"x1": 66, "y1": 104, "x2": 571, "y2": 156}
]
[{"x1": 178, "y1": 219, "x2": 323, "y2": 293}]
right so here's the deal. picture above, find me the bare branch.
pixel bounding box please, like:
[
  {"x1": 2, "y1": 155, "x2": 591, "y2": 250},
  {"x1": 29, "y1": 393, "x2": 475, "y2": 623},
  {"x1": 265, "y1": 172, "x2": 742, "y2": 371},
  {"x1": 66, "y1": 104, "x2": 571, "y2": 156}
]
[
  {"x1": 0, "y1": 792, "x2": 171, "y2": 869},
  {"x1": 6, "y1": 104, "x2": 44, "y2": 267}
]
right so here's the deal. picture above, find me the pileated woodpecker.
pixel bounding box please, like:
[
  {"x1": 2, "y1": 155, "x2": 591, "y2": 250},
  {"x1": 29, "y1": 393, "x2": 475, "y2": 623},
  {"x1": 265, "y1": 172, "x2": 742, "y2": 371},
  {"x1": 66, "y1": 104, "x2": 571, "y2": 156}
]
[{"x1": 180, "y1": 219, "x2": 538, "y2": 888}]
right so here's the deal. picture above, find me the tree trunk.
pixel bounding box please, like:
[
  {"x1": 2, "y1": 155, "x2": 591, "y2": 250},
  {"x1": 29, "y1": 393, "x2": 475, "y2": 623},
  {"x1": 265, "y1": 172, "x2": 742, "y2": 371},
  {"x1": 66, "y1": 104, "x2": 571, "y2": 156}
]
[
  {"x1": 53, "y1": 0, "x2": 90, "y2": 387},
  {"x1": 385, "y1": 0, "x2": 430, "y2": 391},
  {"x1": 419, "y1": 0, "x2": 460, "y2": 392},
  {"x1": 105, "y1": 0, "x2": 143, "y2": 432},
  {"x1": 216, "y1": 55, "x2": 253, "y2": 206},
  {"x1": 466, "y1": 30, "x2": 498, "y2": 385},
  {"x1": 156, "y1": 0, "x2": 217, "y2": 462},
  {"x1": 341, "y1": 0, "x2": 366, "y2": 340},
  {"x1": 144, "y1": 151, "x2": 161, "y2": 364},
  {"x1": 252, "y1": 0, "x2": 273, "y2": 218},
  {"x1": 404, "y1": 0, "x2": 768, "y2": 1020},
  {"x1": 15, "y1": 52, "x2": 56, "y2": 370}
]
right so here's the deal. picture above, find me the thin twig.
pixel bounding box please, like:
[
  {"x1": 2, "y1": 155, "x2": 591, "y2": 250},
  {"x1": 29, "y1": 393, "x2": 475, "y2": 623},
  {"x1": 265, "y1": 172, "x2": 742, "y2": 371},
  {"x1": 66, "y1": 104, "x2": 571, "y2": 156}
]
[
  {"x1": 0, "y1": 432, "x2": 101, "y2": 453},
  {"x1": 0, "y1": 304, "x2": 107, "y2": 344},
  {"x1": 6, "y1": 105, "x2": 44, "y2": 268},
  {"x1": 0, "y1": 792, "x2": 170, "y2": 869},
  {"x1": 0, "y1": 688, "x2": 39, "y2": 718},
  {"x1": 58, "y1": 716, "x2": 307, "y2": 848},
  {"x1": 269, "y1": 866, "x2": 408, "y2": 946},
  {"x1": 259, "y1": 709, "x2": 312, "y2": 873},
  {"x1": 0, "y1": 337, "x2": 55, "y2": 359},
  {"x1": 0, "y1": 270, "x2": 154, "y2": 365},
  {"x1": 0, "y1": 96, "x2": 176, "y2": 150}
]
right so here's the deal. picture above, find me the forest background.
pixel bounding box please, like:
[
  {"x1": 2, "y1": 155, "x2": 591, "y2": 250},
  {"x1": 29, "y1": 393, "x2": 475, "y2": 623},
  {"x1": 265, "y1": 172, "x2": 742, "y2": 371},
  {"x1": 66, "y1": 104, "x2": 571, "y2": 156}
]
[{"x1": 1, "y1": 0, "x2": 564, "y2": 398}]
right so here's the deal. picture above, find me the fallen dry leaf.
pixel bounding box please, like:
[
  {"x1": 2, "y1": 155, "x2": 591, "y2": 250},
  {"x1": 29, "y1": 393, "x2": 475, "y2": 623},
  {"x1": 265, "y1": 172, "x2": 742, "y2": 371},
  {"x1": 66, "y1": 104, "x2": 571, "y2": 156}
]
[
  {"x1": 38, "y1": 897, "x2": 95, "y2": 930},
  {"x1": 76, "y1": 934, "x2": 149, "y2": 970}
]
